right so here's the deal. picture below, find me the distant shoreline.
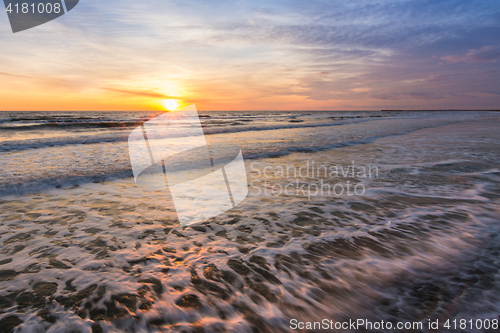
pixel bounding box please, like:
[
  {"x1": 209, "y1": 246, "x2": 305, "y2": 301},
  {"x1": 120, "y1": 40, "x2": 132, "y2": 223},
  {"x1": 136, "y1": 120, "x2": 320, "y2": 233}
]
[{"x1": 381, "y1": 109, "x2": 500, "y2": 111}]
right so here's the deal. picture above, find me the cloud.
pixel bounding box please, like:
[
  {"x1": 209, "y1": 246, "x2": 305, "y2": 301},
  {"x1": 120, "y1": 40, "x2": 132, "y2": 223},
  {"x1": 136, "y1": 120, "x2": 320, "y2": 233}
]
[
  {"x1": 442, "y1": 45, "x2": 500, "y2": 63},
  {"x1": 371, "y1": 93, "x2": 400, "y2": 100},
  {"x1": 0, "y1": 72, "x2": 32, "y2": 79},
  {"x1": 102, "y1": 88, "x2": 176, "y2": 99},
  {"x1": 371, "y1": 91, "x2": 444, "y2": 101},
  {"x1": 402, "y1": 91, "x2": 444, "y2": 100}
]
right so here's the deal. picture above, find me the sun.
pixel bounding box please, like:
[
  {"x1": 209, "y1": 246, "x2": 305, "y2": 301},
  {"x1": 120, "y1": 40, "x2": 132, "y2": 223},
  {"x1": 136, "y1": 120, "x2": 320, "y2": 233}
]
[{"x1": 163, "y1": 99, "x2": 179, "y2": 111}]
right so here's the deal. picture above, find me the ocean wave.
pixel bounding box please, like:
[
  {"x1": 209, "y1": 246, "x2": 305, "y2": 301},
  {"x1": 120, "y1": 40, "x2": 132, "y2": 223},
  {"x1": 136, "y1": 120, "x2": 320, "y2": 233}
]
[
  {"x1": 0, "y1": 120, "x2": 147, "y2": 130},
  {"x1": 0, "y1": 121, "x2": 464, "y2": 197},
  {"x1": 0, "y1": 111, "x2": 485, "y2": 196},
  {"x1": 0, "y1": 119, "x2": 368, "y2": 152}
]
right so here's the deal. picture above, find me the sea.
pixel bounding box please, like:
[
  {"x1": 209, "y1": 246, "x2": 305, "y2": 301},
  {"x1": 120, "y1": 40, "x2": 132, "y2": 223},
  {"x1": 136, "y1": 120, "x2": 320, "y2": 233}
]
[{"x1": 0, "y1": 110, "x2": 499, "y2": 332}]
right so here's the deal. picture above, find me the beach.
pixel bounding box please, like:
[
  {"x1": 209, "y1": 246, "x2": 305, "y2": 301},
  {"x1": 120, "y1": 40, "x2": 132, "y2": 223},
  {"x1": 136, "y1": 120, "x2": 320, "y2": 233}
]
[{"x1": 0, "y1": 111, "x2": 499, "y2": 332}]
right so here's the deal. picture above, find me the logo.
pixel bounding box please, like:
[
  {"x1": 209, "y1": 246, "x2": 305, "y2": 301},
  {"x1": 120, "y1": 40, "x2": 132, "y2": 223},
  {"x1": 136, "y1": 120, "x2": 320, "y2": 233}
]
[
  {"x1": 4, "y1": 0, "x2": 79, "y2": 33},
  {"x1": 128, "y1": 105, "x2": 248, "y2": 226}
]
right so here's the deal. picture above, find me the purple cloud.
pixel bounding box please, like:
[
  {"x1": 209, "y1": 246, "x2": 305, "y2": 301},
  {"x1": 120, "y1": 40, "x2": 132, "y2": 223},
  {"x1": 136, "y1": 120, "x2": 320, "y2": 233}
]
[{"x1": 442, "y1": 45, "x2": 500, "y2": 63}]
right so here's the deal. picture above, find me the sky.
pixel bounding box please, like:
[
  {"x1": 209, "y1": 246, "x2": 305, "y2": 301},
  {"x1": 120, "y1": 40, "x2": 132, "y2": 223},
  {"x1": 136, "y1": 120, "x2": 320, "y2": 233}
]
[{"x1": 0, "y1": 0, "x2": 499, "y2": 111}]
